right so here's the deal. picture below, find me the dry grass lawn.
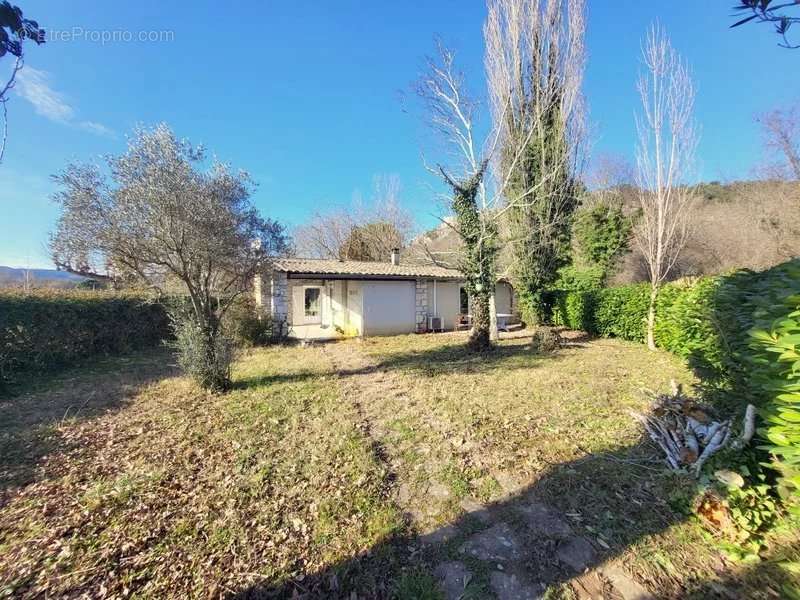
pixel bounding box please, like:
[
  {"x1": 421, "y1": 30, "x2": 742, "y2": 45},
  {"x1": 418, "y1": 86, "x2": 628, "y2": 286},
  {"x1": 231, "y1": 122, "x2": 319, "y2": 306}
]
[{"x1": 0, "y1": 331, "x2": 797, "y2": 598}]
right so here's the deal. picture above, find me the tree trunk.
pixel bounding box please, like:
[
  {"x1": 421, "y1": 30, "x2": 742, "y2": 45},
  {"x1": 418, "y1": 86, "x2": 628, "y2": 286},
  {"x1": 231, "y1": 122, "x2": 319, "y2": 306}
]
[
  {"x1": 469, "y1": 292, "x2": 493, "y2": 352},
  {"x1": 646, "y1": 283, "x2": 659, "y2": 351},
  {"x1": 489, "y1": 292, "x2": 499, "y2": 342}
]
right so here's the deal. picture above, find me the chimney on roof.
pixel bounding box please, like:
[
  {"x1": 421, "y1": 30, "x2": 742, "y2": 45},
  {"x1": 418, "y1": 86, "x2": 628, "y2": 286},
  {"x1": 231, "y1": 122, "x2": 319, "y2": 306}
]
[{"x1": 390, "y1": 248, "x2": 400, "y2": 266}]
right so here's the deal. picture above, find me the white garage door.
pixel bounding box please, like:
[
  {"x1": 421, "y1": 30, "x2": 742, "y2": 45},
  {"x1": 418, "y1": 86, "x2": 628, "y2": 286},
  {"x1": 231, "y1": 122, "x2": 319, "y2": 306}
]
[{"x1": 362, "y1": 280, "x2": 416, "y2": 336}]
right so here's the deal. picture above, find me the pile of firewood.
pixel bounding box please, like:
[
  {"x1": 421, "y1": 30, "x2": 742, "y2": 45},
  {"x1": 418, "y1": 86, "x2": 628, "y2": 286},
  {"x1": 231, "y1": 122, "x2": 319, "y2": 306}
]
[{"x1": 631, "y1": 381, "x2": 756, "y2": 475}]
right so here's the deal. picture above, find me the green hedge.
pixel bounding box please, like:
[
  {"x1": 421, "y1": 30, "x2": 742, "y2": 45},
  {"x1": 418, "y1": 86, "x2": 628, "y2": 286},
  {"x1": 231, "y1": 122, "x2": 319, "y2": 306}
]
[
  {"x1": 548, "y1": 259, "x2": 800, "y2": 497},
  {"x1": 0, "y1": 289, "x2": 170, "y2": 385},
  {"x1": 551, "y1": 282, "x2": 651, "y2": 341}
]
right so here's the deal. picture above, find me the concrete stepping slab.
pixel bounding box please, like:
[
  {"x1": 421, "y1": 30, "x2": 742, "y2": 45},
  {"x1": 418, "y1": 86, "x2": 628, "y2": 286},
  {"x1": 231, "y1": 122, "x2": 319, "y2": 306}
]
[
  {"x1": 514, "y1": 501, "x2": 573, "y2": 539},
  {"x1": 602, "y1": 563, "x2": 655, "y2": 600},
  {"x1": 459, "y1": 497, "x2": 493, "y2": 524},
  {"x1": 434, "y1": 561, "x2": 473, "y2": 600},
  {"x1": 419, "y1": 523, "x2": 460, "y2": 546},
  {"x1": 556, "y1": 536, "x2": 597, "y2": 572},
  {"x1": 427, "y1": 481, "x2": 452, "y2": 500},
  {"x1": 490, "y1": 571, "x2": 543, "y2": 600},
  {"x1": 460, "y1": 522, "x2": 523, "y2": 563}
]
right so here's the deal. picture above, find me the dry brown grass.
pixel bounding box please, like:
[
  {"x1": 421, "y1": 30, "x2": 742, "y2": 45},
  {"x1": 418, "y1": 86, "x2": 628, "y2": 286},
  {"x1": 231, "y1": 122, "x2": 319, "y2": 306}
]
[
  {"x1": 0, "y1": 346, "x2": 402, "y2": 597},
  {"x1": 0, "y1": 333, "x2": 797, "y2": 598}
]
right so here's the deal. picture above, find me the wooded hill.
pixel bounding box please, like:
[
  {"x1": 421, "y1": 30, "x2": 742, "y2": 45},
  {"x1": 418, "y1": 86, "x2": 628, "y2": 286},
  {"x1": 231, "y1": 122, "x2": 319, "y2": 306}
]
[{"x1": 405, "y1": 179, "x2": 800, "y2": 283}]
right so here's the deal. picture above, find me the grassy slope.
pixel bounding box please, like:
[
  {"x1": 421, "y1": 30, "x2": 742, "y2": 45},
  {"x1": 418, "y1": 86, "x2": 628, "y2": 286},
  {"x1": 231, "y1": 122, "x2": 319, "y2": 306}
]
[{"x1": 1, "y1": 334, "x2": 797, "y2": 598}]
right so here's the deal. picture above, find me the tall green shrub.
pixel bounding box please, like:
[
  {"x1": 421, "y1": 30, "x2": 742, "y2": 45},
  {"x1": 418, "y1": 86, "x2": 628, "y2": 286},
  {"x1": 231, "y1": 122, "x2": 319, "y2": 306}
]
[
  {"x1": 653, "y1": 278, "x2": 728, "y2": 380},
  {"x1": 593, "y1": 284, "x2": 650, "y2": 342},
  {"x1": 744, "y1": 263, "x2": 800, "y2": 501},
  {"x1": 570, "y1": 201, "x2": 632, "y2": 282},
  {"x1": 550, "y1": 289, "x2": 596, "y2": 332}
]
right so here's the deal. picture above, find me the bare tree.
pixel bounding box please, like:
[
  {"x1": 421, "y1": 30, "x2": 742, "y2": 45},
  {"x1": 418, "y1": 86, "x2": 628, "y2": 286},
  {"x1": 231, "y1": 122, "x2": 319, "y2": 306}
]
[
  {"x1": 634, "y1": 24, "x2": 698, "y2": 350},
  {"x1": 50, "y1": 124, "x2": 289, "y2": 390},
  {"x1": 484, "y1": 0, "x2": 588, "y2": 323},
  {"x1": 416, "y1": 41, "x2": 500, "y2": 350},
  {"x1": 293, "y1": 175, "x2": 415, "y2": 261},
  {"x1": 584, "y1": 154, "x2": 635, "y2": 206},
  {"x1": 416, "y1": 0, "x2": 587, "y2": 347},
  {"x1": 757, "y1": 104, "x2": 800, "y2": 181},
  {"x1": 292, "y1": 206, "x2": 355, "y2": 259}
]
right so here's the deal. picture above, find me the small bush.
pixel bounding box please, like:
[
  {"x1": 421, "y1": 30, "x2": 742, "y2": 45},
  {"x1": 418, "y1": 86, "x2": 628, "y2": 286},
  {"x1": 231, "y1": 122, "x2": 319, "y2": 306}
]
[
  {"x1": 0, "y1": 289, "x2": 170, "y2": 386},
  {"x1": 222, "y1": 296, "x2": 274, "y2": 347},
  {"x1": 170, "y1": 315, "x2": 234, "y2": 392},
  {"x1": 531, "y1": 326, "x2": 562, "y2": 354}
]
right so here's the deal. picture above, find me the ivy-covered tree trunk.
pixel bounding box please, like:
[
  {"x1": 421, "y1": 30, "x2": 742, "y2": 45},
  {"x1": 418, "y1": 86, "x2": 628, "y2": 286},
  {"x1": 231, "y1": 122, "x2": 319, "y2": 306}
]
[
  {"x1": 470, "y1": 291, "x2": 492, "y2": 350},
  {"x1": 440, "y1": 162, "x2": 497, "y2": 352}
]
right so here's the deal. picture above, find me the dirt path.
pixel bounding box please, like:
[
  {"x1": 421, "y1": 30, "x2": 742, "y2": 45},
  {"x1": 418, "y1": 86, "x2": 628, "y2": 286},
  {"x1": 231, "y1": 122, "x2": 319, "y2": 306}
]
[{"x1": 321, "y1": 340, "x2": 653, "y2": 600}]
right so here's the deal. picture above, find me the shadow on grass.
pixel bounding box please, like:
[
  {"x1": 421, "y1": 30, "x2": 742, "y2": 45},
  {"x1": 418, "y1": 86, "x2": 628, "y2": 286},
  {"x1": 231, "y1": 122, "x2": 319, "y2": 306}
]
[
  {"x1": 229, "y1": 435, "x2": 795, "y2": 599},
  {"x1": 366, "y1": 339, "x2": 558, "y2": 378},
  {"x1": 233, "y1": 335, "x2": 565, "y2": 390},
  {"x1": 0, "y1": 349, "x2": 178, "y2": 494}
]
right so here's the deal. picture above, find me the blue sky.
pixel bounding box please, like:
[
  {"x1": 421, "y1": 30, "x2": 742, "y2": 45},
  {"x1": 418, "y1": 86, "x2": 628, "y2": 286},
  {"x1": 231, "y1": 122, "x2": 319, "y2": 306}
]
[{"x1": 0, "y1": 1, "x2": 797, "y2": 268}]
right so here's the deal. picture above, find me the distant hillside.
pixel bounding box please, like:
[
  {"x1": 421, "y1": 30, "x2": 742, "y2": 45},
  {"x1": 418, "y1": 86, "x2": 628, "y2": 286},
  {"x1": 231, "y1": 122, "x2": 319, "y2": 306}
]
[
  {"x1": 0, "y1": 266, "x2": 89, "y2": 289},
  {"x1": 405, "y1": 179, "x2": 800, "y2": 283},
  {"x1": 610, "y1": 179, "x2": 800, "y2": 283}
]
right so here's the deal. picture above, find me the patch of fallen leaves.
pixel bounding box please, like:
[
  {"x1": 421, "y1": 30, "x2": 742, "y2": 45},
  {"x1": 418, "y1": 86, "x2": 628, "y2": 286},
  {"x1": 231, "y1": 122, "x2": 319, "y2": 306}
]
[{"x1": 0, "y1": 346, "x2": 404, "y2": 598}]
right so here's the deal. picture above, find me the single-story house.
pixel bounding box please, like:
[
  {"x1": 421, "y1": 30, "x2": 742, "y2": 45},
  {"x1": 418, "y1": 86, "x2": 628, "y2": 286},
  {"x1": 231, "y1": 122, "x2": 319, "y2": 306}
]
[{"x1": 254, "y1": 251, "x2": 517, "y2": 340}]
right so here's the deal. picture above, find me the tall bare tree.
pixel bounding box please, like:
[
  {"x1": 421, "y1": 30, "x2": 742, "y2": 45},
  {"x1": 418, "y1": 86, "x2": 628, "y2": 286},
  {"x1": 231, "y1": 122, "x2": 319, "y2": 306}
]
[
  {"x1": 416, "y1": 42, "x2": 501, "y2": 350},
  {"x1": 417, "y1": 0, "x2": 586, "y2": 348},
  {"x1": 634, "y1": 24, "x2": 698, "y2": 350},
  {"x1": 757, "y1": 104, "x2": 800, "y2": 181},
  {"x1": 484, "y1": 0, "x2": 587, "y2": 323},
  {"x1": 293, "y1": 175, "x2": 414, "y2": 261},
  {"x1": 584, "y1": 154, "x2": 635, "y2": 206}
]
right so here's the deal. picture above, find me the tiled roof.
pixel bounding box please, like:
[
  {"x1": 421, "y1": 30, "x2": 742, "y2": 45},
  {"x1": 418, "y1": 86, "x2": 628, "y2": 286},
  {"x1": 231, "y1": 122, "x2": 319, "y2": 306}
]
[{"x1": 270, "y1": 258, "x2": 463, "y2": 279}]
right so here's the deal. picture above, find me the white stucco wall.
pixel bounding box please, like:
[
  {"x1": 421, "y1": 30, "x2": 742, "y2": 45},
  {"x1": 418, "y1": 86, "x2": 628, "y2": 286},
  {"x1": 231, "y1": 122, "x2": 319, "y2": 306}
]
[
  {"x1": 425, "y1": 280, "x2": 515, "y2": 331},
  {"x1": 255, "y1": 271, "x2": 517, "y2": 339},
  {"x1": 362, "y1": 280, "x2": 416, "y2": 336},
  {"x1": 430, "y1": 280, "x2": 462, "y2": 331}
]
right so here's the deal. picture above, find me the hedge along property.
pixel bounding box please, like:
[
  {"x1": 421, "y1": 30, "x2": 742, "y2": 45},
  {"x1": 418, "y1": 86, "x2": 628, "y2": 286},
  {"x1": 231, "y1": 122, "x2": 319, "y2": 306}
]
[
  {"x1": 550, "y1": 258, "x2": 800, "y2": 503},
  {"x1": 0, "y1": 289, "x2": 170, "y2": 386},
  {"x1": 254, "y1": 254, "x2": 517, "y2": 340}
]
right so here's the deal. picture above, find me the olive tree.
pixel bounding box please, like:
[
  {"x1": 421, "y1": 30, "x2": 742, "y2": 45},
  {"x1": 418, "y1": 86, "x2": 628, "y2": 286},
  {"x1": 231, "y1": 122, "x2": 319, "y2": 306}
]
[
  {"x1": 50, "y1": 124, "x2": 288, "y2": 390},
  {"x1": 731, "y1": 0, "x2": 800, "y2": 49}
]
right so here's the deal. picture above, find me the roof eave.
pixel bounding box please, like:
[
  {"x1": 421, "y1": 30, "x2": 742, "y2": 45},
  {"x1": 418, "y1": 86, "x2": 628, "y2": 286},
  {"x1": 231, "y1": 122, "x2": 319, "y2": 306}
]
[{"x1": 283, "y1": 271, "x2": 463, "y2": 281}]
